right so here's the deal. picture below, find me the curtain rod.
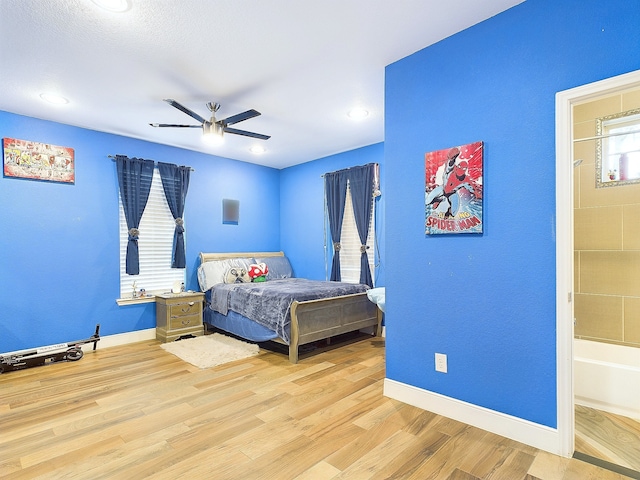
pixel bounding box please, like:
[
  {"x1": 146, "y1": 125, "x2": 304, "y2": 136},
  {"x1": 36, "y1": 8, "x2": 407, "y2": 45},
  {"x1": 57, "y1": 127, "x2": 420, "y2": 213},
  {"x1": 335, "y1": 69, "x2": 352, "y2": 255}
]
[
  {"x1": 320, "y1": 162, "x2": 378, "y2": 178},
  {"x1": 108, "y1": 155, "x2": 195, "y2": 171}
]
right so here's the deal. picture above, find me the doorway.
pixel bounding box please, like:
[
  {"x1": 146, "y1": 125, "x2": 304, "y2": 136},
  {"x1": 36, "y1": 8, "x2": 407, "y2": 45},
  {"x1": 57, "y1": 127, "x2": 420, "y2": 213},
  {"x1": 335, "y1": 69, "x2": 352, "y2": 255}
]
[{"x1": 556, "y1": 69, "x2": 640, "y2": 473}]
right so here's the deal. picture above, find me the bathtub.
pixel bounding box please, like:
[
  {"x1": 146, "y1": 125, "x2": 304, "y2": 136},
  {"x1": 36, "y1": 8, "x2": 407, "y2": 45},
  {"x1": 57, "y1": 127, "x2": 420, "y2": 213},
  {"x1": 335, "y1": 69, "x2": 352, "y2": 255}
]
[{"x1": 574, "y1": 339, "x2": 640, "y2": 419}]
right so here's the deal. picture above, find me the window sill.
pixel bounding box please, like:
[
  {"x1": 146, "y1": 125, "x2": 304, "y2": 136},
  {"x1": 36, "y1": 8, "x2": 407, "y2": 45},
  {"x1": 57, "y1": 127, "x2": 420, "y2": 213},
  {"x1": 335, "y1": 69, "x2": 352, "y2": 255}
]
[{"x1": 116, "y1": 295, "x2": 156, "y2": 306}]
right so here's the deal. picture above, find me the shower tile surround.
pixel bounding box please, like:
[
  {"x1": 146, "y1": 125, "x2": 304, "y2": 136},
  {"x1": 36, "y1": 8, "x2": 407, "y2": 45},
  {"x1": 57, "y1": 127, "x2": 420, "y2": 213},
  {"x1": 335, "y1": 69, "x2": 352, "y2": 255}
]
[{"x1": 573, "y1": 88, "x2": 640, "y2": 347}]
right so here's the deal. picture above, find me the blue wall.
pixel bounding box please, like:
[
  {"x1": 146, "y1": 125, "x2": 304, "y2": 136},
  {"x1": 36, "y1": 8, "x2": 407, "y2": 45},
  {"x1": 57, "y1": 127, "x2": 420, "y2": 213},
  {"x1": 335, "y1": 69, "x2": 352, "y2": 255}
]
[
  {"x1": 385, "y1": 0, "x2": 640, "y2": 428},
  {"x1": 0, "y1": 112, "x2": 383, "y2": 354},
  {"x1": 280, "y1": 143, "x2": 385, "y2": 285},
  {"x1": 0, "y1": 111, "x2": 280, "y2": 352}
]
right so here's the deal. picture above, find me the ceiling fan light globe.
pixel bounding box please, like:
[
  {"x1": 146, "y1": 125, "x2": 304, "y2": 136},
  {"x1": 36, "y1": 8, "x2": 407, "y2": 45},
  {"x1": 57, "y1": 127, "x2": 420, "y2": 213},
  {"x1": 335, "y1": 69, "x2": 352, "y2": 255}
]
[
  {"x1": 202, "y1": 122, "x2": 224, "y2": 145},
  {"x1": 202, "y1": 132, "x2": 224, "y2": 145}
]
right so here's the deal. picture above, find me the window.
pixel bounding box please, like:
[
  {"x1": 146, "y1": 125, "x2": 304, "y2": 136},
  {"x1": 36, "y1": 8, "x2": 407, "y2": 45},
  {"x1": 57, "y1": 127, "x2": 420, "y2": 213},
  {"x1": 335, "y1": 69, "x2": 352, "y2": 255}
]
[
  {"x1": 118, "y1": 167, "x2": 185, "y2": 300},
  {"x1": 338, "y1": 182, "x2": 376, "y2": 284},
  {"x1": 324, "y1": 163, "x2": 379, "y2": 285},
  {"x1": 596, "y1": 108, "x2": 640, "y2": 188}
]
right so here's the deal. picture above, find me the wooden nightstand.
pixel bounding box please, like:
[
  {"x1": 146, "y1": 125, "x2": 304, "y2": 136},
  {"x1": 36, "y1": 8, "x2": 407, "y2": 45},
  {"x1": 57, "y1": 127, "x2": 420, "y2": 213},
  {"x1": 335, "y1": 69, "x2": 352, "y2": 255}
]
[{"x1": 155, "y1": 292, "x2": 205, "y2": 342}]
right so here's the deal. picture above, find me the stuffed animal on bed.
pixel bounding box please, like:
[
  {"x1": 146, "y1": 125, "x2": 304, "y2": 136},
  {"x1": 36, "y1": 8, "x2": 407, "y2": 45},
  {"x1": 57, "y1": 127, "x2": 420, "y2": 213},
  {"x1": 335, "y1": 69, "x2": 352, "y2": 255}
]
[
  {"x1": 224, "y1": 267, "x2": 251, "y2": 284},
  {"x1": 248, "y1": 263, "x2": 269, "y2": 282}
]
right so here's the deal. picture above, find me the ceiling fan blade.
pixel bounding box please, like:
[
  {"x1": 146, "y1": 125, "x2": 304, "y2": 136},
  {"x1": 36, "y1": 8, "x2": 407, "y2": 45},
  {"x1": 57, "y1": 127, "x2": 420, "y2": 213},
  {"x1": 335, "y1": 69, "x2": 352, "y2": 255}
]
[
  {"x1": 220, "y1": 109, "x2": 261, "y2": 126},
  {"x1": 150, "y1": 123, "x2": 201, "y2": 128},
  {"x1": 224, "y1": 127, "x2": 270, "y2": 140},
  {"x1": 163, "y1": 99, "x2": 207, "y2": 124}
]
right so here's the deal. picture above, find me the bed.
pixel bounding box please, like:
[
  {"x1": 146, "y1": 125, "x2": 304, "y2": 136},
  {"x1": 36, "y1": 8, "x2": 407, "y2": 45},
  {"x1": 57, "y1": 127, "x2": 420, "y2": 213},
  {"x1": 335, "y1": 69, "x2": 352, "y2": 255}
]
[{"x1": 197, "y1": 251, "x2": 381, "y2": 363}]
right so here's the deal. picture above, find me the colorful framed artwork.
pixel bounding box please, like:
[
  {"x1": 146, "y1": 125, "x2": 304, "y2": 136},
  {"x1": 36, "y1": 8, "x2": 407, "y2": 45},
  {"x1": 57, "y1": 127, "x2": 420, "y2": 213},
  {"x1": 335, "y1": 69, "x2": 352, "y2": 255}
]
[
  {"x1": 3, "y1": 137, "x2": 75, "y2": 184},
  {"x1": 425, "y1": 141, "x2": 483, "y2": 235}
]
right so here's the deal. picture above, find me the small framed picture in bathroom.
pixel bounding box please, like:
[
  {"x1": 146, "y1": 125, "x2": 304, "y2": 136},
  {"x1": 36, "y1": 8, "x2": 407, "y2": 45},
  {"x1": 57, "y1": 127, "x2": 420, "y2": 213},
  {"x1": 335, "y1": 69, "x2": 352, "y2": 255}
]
[{"x1": 425, "y1": 141, "x2": 483, "y2": 235}]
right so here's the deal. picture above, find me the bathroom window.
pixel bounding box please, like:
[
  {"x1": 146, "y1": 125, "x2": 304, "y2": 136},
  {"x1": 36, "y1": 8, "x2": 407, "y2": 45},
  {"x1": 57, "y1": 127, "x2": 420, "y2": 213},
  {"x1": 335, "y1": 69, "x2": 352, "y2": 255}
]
[{"x1": 596, "y1": 108, "x2": 640, "y2": 187}]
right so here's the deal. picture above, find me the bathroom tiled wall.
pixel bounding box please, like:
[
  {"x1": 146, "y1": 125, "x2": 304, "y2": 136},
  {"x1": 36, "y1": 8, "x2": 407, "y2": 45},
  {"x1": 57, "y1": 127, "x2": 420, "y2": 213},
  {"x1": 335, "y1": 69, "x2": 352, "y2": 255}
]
[{"x1": 573, "y1": 88, "x2": 640, "y2": 347}]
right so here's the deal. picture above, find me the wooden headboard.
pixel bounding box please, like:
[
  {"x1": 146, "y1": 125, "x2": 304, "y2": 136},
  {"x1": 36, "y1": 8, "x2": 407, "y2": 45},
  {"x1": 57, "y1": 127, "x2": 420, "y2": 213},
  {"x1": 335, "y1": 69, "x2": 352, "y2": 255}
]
[{"x1": 198, "y1": 251, "x2": 284, "y2": 265}]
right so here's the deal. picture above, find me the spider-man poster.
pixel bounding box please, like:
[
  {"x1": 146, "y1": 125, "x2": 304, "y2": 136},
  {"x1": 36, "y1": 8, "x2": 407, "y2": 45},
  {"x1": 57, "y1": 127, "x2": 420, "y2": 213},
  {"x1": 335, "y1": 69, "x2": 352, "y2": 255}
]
[{"x1": 425, "y1": 141, "x2": 483, "y2": 235}]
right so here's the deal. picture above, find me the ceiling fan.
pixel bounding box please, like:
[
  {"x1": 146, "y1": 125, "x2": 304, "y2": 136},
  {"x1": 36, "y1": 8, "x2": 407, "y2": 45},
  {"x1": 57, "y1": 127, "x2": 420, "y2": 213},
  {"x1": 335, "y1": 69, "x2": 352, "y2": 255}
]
[{"x1": 150, "y1": 99, "x2": 270, "y2": 141}]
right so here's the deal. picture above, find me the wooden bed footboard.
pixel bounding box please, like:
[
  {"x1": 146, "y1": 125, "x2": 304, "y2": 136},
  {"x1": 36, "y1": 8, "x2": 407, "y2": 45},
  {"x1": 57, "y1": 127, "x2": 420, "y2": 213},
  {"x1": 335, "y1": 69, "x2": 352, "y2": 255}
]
[{"x1": 289, "y1": 292, "x2": 381, "y2": 364}]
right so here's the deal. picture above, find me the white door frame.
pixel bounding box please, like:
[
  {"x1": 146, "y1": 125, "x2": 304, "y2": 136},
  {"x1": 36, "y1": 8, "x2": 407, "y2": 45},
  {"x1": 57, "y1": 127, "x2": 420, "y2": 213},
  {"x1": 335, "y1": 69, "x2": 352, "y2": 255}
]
[{"x1": 555, "y1": 68, "x2": 640, "y2": 457}]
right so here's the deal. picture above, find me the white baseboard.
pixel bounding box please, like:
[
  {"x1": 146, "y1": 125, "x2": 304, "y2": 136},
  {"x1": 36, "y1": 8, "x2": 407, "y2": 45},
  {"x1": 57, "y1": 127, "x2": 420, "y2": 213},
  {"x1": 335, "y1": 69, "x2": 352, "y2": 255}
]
[
  {"x1": 81, "y1": 328, "x2": 156, "y2": 351},
  {"x1": 384, "y1": 378, "x2": 563, "y2": 456}
]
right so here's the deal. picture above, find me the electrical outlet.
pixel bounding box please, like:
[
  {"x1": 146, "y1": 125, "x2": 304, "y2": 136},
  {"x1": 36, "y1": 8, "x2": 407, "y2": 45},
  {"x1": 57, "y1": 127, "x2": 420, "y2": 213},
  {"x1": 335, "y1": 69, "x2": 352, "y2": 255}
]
[{"x1": 435, "y1": 353, "x2": 447, "y2": 373}]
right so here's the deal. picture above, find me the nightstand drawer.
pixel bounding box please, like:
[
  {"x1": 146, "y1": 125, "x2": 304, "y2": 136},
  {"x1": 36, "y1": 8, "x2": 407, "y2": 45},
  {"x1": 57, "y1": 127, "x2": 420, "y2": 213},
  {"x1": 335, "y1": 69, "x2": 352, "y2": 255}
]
[
  {"x1": 169, "y1": 313, "x2": 200, "y2": 330},
  {"x1": 169, "y1": 302, "x2": 201, "y2": 317}
]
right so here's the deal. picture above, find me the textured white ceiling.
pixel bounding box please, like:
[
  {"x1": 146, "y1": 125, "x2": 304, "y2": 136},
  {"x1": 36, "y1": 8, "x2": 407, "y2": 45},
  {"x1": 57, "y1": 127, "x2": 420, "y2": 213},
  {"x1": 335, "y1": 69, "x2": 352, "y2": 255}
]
[{"x1": 0, "y1": 0, "x2": 522, "y2": 169}]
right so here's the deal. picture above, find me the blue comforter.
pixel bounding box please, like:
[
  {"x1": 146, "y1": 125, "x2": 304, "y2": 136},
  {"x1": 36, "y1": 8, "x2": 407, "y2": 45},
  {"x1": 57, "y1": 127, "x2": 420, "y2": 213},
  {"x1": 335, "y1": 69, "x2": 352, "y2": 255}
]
[{"x1": 208, "y1": 278, "x2": 369, "y2": 343}]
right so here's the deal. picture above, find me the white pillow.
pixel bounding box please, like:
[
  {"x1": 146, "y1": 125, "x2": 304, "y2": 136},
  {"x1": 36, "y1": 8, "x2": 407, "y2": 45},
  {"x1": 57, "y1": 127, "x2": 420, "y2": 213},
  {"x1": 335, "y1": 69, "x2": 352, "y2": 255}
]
[{"x1": 197, "y1": 257, "x2": 254, "y2": 291}]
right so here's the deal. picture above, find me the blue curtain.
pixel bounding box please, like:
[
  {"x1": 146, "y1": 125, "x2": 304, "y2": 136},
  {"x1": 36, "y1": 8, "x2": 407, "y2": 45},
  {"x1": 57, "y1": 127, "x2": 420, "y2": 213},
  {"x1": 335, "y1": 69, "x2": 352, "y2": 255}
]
[
  {"x1": 347, "y1": 164, "x2": 375, "y2": 287},
  {"x1": 116, "y1": 155, "x2": 154, "y2": 275},
  {"x1": 324, "y1": 171, "x2": 348, "y2": 281},
  {"x1": 158, "y1": 162, "x2": 191, "y2": 269}
]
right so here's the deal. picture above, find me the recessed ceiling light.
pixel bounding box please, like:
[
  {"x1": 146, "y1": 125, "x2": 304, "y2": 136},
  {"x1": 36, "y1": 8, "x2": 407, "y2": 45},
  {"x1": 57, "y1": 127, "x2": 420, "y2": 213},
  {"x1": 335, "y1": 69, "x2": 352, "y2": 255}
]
[
  {"x1": 40, "y1": 93, "x2": 69, "y2": 105},
  {"x1": 91, "y1": 0, "x2": 131, "y2": 12},
  {"x1": 347, "y1": 107, "x2": 369, "y2": 120},
  {"x1": 250, "y1": 146, "x2": 266, "y2": 155}
]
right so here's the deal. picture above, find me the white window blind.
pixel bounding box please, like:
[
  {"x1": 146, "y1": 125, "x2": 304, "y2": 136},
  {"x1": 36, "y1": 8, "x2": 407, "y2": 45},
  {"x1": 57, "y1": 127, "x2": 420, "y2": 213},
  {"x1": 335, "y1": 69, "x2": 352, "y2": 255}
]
[
  {"x1": 118, "y1": 167, "x2": 185, "y2": 299},
  {"x1": 339, "y1": 182, "x2": 376, "y2": 284}
]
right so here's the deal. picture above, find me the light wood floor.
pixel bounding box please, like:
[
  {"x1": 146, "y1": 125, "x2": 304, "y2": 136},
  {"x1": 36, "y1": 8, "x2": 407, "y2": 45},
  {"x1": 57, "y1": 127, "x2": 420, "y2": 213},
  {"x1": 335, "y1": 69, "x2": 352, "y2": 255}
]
[
  {"x1": 0, "y1": 336, "x2": 631, "y2": 479},
  {"x1": 575, "y1": 404, "x2": 640, "y2": 473}
]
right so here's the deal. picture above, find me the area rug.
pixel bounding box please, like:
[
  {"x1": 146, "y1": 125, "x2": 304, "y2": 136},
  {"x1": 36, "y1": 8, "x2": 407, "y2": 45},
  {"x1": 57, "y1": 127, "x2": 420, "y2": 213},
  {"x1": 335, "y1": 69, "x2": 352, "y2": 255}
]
[{"x1": 160, "y1": 333, "x2": 260, "y2": 369}]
